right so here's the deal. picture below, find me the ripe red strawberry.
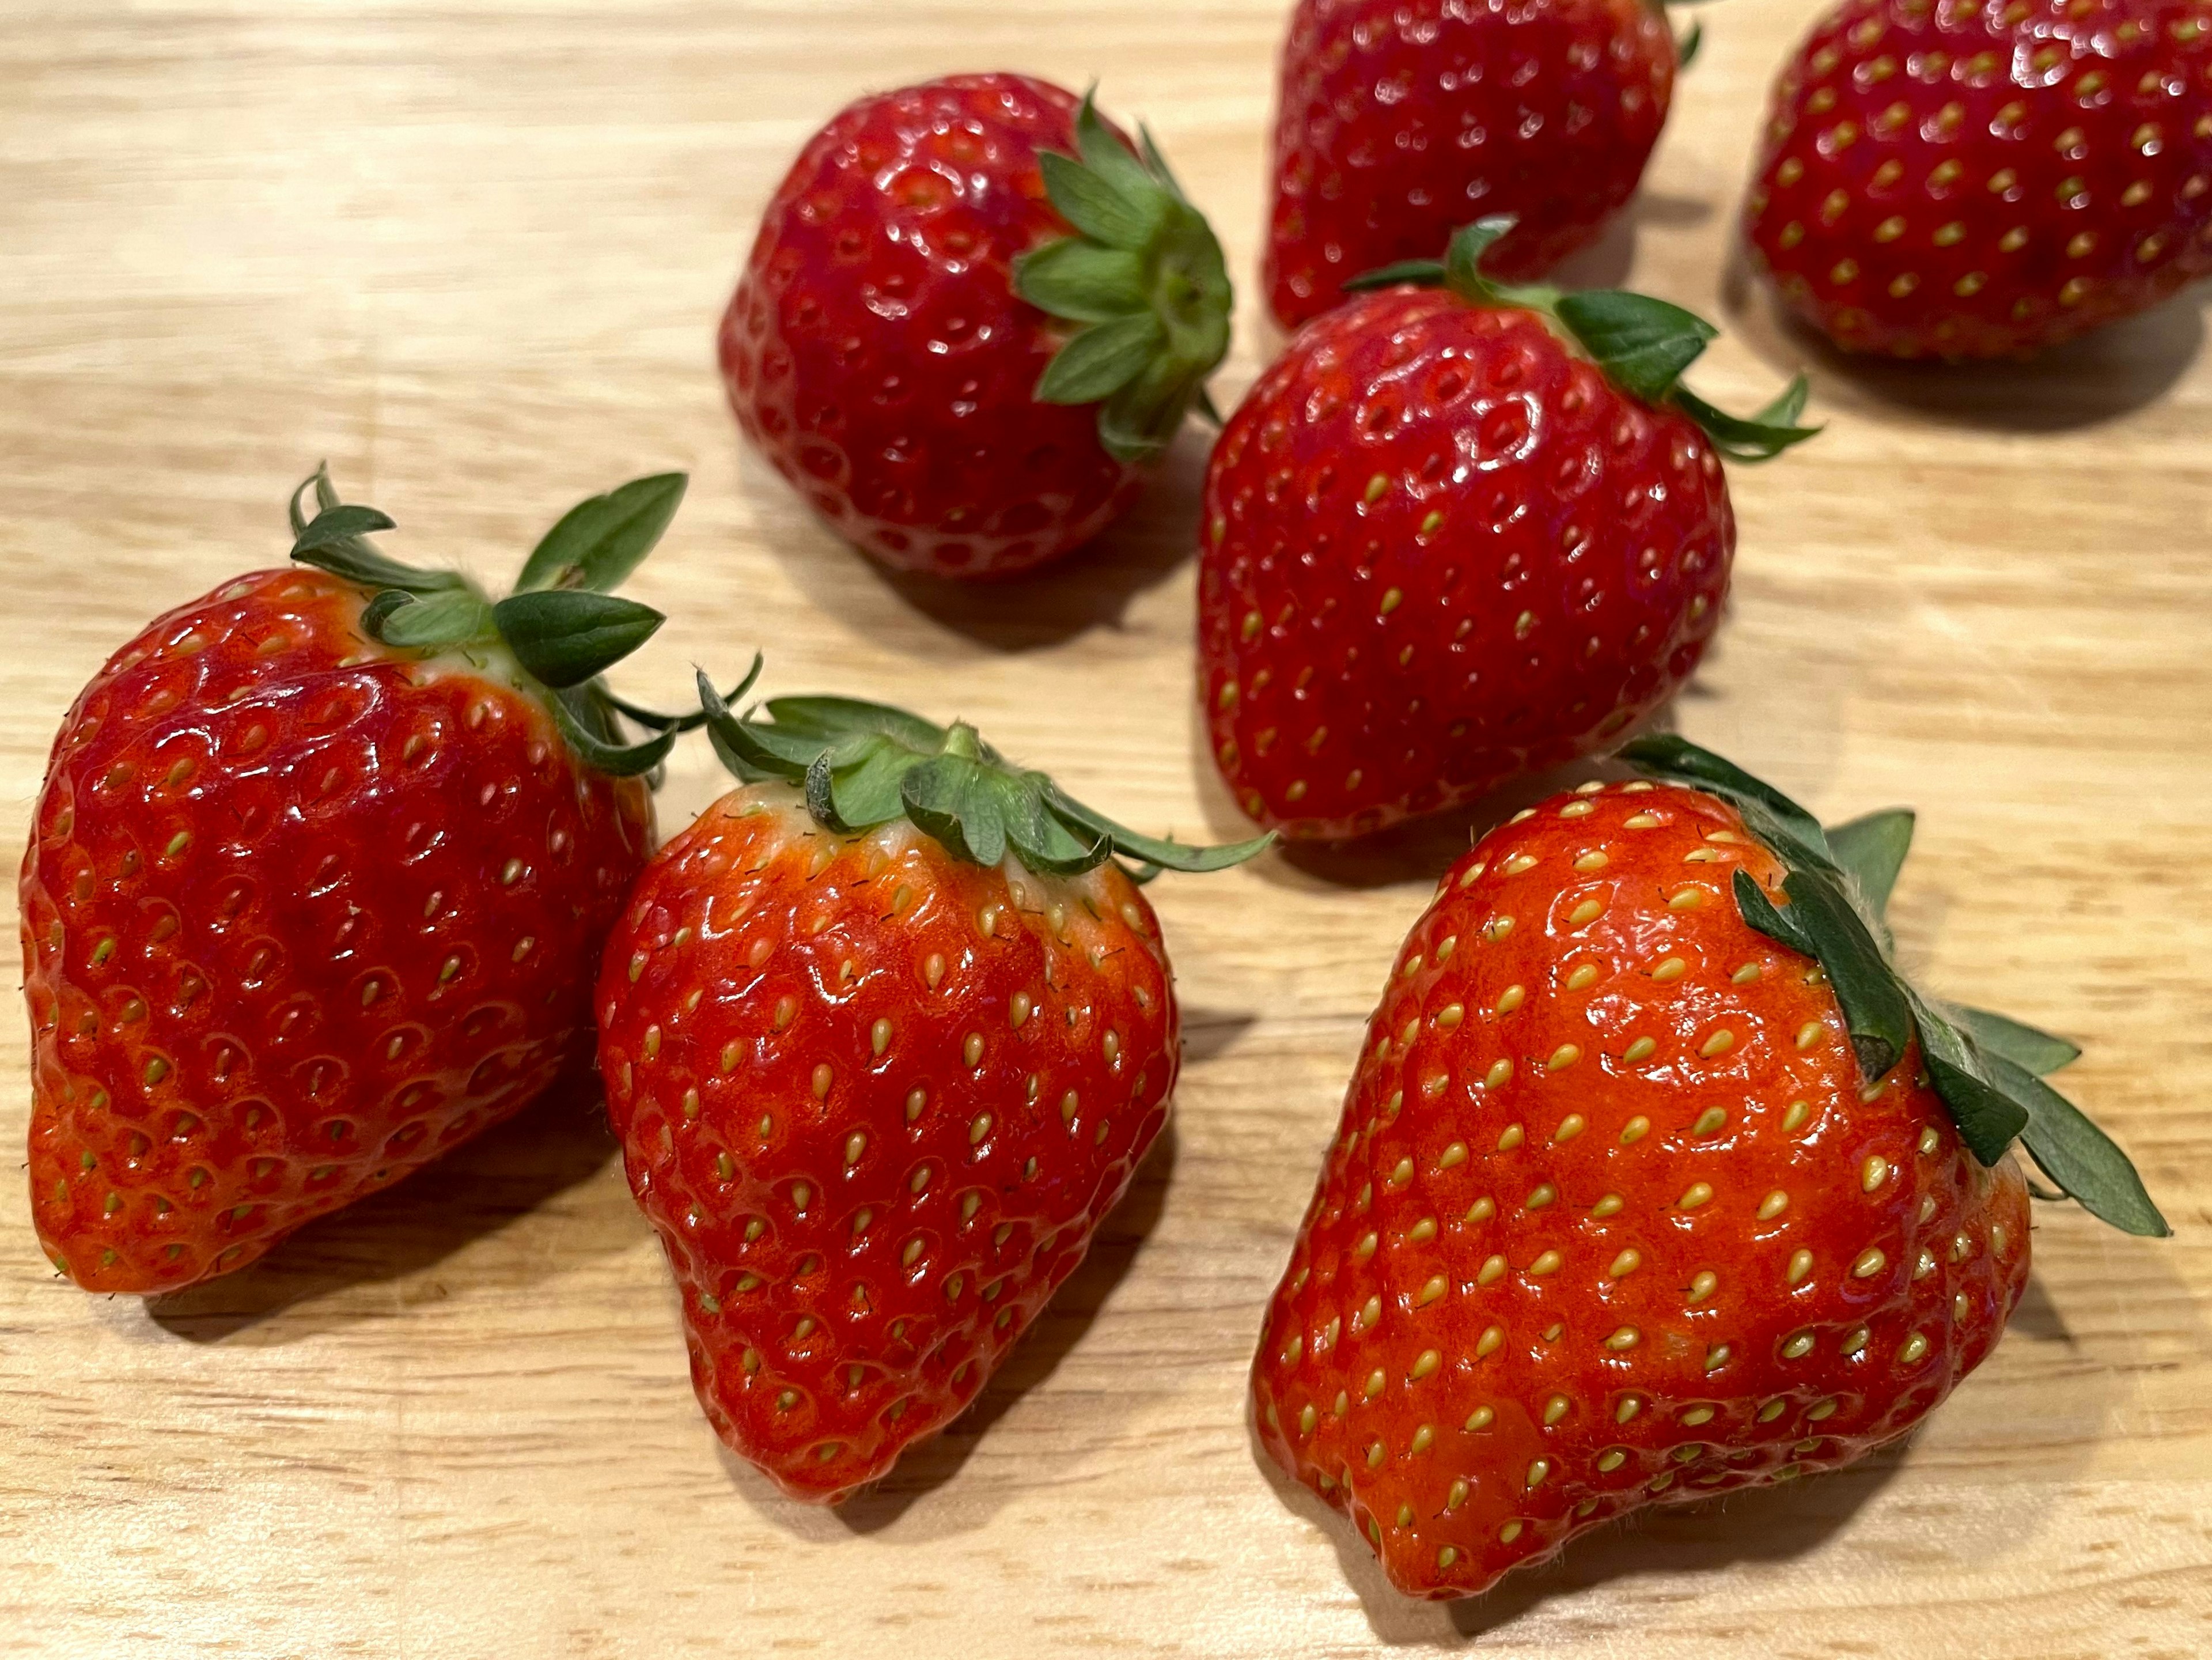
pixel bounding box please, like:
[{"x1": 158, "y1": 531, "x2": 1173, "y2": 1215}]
[
  {"x1": 1266, "y1": 0, "x2": 1685, "y2": 328},
  {"x1": 596, "y1": 678, "x2": 1266, "y2": 1498},
  {"x1": 1251, "y1": 738, "x2": 2164, "y2": 1600},
  {"x1": 1746, "y1": 0, "x2": 2212, "y2": 358},
  {"x1": 720, "y1": 75, "x2": 1231, "y2": 578},
  {"x1": 1203, "y1": 219, "x2": 1816, "y2": 842},
  {"x1": 22, "y1": 468, "x2": 695, "y2": 1294}
]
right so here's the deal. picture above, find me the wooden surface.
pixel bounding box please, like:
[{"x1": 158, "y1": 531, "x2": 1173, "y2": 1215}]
[{"x1": 2, "y1": 3, "x2": 2209, "y2": 1655}]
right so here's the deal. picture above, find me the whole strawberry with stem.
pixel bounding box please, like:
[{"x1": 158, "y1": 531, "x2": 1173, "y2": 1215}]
[
  {"x1": 1204, "y1": 217, "x2": 1816, "y2": 844},
  {"x1": 596, "y1": 673, "x2": 1267, "y2": 1499},
  {"x1": 1266, "y1": 0, "x2": 1695, "y2": 329},
  {"x1": 1251, "y1": 736, "x2": 2164, "y2": 1600},
  {"x1": 721, "y1": 75, "x2": 1232, "y2": 578},
  {"x1": 1746, "y1": 0, "x2": 2212, "y2": 359},
  {"x1": 22, "y1": 468, "x2": 699, "y2": 1294}
]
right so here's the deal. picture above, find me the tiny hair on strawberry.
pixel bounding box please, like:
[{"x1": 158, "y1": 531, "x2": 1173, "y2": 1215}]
[
  {"x1": 24, "y1": 467, "x2": 702, "y2": 1294},
  {"x1": 1203, "y1": 217, "x2": 1818, "y2": 844},
  {"x1": 595, "y1": 668, "x2": 1270, "y2": 1499},
  {"x1": 1252, "y1": 735, "x2": 2162, "y2": 1600},
  {"x1": 721, "y1": 74, "x2": 1232, "y2": 580}
]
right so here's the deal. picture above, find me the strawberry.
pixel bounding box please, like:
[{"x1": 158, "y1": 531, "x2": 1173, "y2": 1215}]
[
  {"x1": 1203, "y1": 219, "x2": 1816, "y2": 843},
  {"x1": 22, "y1": 468, "x2": 696, "y2": 1294},
  {"x1": 720, "y1": 75, "x2": 1232, "y2": 578},
  {"x1": 1251, "y1": 738, "x2": 2164, "y2": 1600},
  {"x1": 595, "y1": 676, "x2": 1266, "y2": 1499},
  {"x1": 1745, "y1": 0, "x2": 2212, "y2": 359},
  {"x1": 1265, "y1": 0, "x2": 1687, "y2": 328}
]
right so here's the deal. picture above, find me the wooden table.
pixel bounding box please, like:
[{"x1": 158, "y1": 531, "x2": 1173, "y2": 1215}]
[{"x1": 3, "y1": 3, "x2": 2208, "y2": 1655}]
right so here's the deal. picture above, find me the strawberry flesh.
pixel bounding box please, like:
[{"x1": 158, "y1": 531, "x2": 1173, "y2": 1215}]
[{"x1": 1747, "y1": 0, "x2": 2212, "y2": 358}]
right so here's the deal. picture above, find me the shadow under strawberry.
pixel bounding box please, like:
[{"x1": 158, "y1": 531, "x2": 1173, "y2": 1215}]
[
  {"x1": 145, "y1": 1068, "x2": 620, "y2": 1344},
  {"x1": 706, "y1": 1122, "x2": 1178, "y2": 1540},
  {"x1": 1719, "y1": 233, "x2": 2207, "y2": 433},
  {"x1": 736, "y1": 375, "x2": 1214, "y2": 658}
]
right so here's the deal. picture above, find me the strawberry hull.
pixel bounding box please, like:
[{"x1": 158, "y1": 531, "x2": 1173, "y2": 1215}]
[
  {"x1": 1249, "y1": 779, "x2": 2029, "y2": 1599},
  {"x1": 23, "y1": 568, "x2": 654, "y2": 1294},
  {"x1": 721, "y1": 74, "x2": 1147, "y2": 578}
]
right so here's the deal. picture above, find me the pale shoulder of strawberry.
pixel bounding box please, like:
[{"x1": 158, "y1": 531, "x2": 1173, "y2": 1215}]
[
  {"x1": 285, "y1": 466, "x2": 698, "y2": 777},
  {"x1": 1347, "y1": 216, "x2": 1823, "y2": 464},
  {"x1": 1622, "y1": 735, "x2": 2165, "y2": 1236}
]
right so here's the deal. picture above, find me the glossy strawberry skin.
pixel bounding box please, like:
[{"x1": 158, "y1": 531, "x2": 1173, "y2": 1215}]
[
  {"x1": 721, "y1": 73, "x2": 1143, "y2": 578},
  {"x1": 1267, "y1": 0, "x2": 1676, "y2": 328},
  {"x1": 1747, "y1": 0, "x2": 2212, "y2": 358},
  {"x1": 1200, "y1": 291, "x2": 1733, "y2": 842},
  {"x1": 595, "y1": 786, "x2": 1177, "y2": 1500},
  {"x1": 1251, "y1": 780, "x2": 2030, "y2": 1600},
  {"x1": 22, "y1": 569, "x2": 654, "y2": 1294}
]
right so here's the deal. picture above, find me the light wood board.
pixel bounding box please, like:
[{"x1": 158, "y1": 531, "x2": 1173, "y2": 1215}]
[{"x1": 2, "y1": 3, "x2": 2209, "y2": 1656}]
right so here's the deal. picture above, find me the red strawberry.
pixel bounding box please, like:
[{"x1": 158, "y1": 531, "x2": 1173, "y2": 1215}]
[
  {"x1": 595, "y1": 678, "x2": 1266, "y2": 1498},
  {"x1": 1251, "y1": 738, "x2": 2164, "y2": 1600},
  {"x1": 1266, "y1": 0, "x2": 1684, "y2": 328},
  {"x1": 22, "y1": 468, "x2": 694, "y2": 1294},
  {"x1": 1203, "y1": 219, "x2": 1816, "y2": 842},
  {"x1": 720, "y1": 75, "x2": 1232, "y2": 578},
  {"x1": 1746, "y1": 0, "x2": 2212, "y2": 358}
]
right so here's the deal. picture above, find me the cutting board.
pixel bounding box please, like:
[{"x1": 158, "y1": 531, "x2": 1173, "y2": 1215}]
[{"x1": 2, "y1": 3, "x2": 2208, "y2": 1655}]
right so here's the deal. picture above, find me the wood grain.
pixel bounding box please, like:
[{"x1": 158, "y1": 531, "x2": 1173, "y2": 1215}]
[{"x1": 3, "y1": 3, "x2": 2210, "y2": 1655}]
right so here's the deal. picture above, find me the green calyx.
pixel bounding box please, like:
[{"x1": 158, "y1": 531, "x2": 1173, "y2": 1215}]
[
  {"x1": 1012, "y1": 90, "x2": 1232, "y2": 464},
  {"x1": 286, "y1": 465, "x2": 696, "y2": 779},
  {"x1": 1621, "y1": 735, "x2": 2166, "y2": 1238},
  {"x1": 1345, "y1": 217, "x2": 1820, "y2": 463},
  {"x1": 695, "y1": 668, "x2": 1272, "y2": 880}
]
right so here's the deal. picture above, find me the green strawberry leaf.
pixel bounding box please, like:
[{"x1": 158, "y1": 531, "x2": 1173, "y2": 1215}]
[
  {"x1": 1677, "y1": 20, "x2": 1703, "y2": 68},
  {"x1": 1019, "y1": 90, "x2": 1230, "y2": 463},
  {"x1": 493, "y1": 589, "x2": 664, "y2": 689},
  {"x1": 761, "y1": 694, "x2": 949, "y2": 754},
  {"x1": 1672, "y1": 378, "x2": 1823, "y2": 463},
  {"x1": 1737, "y1": 866, "x2": 1914, "y2": 1082},
  {"x1": 369, "y1": 588, "x2": 494, "y2": 650},
  {"x1": 1984, "y1": 1051, "x2": 2168, "y2": 1236},
  {"x1": 1906, "y1": 992, "x2": 2031, "y2": 1164},
  {"x1": 1952, "y1": 1005, "x2": 2082, "y2": 1076},
  {"x1": 1013, "y1": 240, "x2": 1150, "y2": 322},
  {"x1": 1037, "y1": 149, "x2": 1161, "y2": 252},
  {"x1": 902, "y1": 751, "x2": 1009, "y2": 868},
  {"x1": 1923, "y1": 1051, "x2": 2034, "y2": 1167},
  {"x1": 1342, "y1": 257, "x2": 1450, "y2": 294},
  {"x1": 1003, "y1": 778, "x2": 1113, "y2": 876},
  {"x1": 1037, "y1": 312, "x2": 1166, "y2": 405},
  {"x1": 695, "y1": 670, "x2": 1266, "y2": 879},
  {"x1": 513, "y1": 473, "x2": 687, "y2": 595},
  {"x1": 1336, "y1": 219, "x2": 1816, "y2": 464},
  {"x1": 1553, "y1": 290, "x2": 1716, "y2": 404},
  {"x1": 549, "y1": 685, "x2": 678, "y2": 778},
  {"x1": 602, "y1": 656, "x2": 761, "y2": 735},
  {"x1": 1044, "y1": 784, "x2": 1274, "y2": 874},
  {"x1": 1073, "y1": 90, "x2": 1160, "y2": 205},
  {"x1": 1826, "y1": 808, "x2": 1915, "y2": 918}
]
